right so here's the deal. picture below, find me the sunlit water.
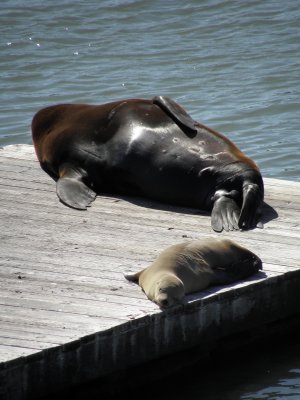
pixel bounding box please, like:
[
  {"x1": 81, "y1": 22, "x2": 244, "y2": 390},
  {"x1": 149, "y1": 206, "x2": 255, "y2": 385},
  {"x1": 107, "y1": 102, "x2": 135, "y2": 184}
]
[
  {"x1": 1, "y1": 0, "x2": 300, "y2": 398},
  {"x1": 1, "y1": 0, "x2": 299, "y2": 180}
]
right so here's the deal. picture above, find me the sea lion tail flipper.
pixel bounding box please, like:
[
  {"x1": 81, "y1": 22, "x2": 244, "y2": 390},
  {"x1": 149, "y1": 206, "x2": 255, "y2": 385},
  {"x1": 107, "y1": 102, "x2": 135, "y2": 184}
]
[
  {"x1": 239, "y1": 183, "x2": 263, "y2": 230},
  {"x1": 214, "y1": 255, "x2": 262, "y2": 284},
  {"x1": 152, "y1": 96, "x2": 197, "y2": 134},
  {"x1": 211, "y1": 193, "x2": 240, "y2": 232},
  {"x1": 56, "y1": 165, "x2": 96, "y2": 210}
]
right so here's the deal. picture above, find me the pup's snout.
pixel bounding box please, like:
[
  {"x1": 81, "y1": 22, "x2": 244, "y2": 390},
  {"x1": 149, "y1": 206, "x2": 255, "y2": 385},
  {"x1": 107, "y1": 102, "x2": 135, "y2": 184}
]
[{"x1": 160, "y1": 299, "x2": 169, "y2": 307}]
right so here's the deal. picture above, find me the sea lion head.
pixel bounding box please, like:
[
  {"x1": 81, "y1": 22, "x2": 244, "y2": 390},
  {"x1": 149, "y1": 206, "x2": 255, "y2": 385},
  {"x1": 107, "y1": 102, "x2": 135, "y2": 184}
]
[{"x1": 153, "y1": 274, "x2": 185, "y2": 308}]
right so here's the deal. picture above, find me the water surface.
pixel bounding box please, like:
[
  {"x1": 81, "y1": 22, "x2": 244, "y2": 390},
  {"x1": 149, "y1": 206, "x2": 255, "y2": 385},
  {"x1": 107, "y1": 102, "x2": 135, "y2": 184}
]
[{"x1": 1, "y1": 0, "x2": 299, "y2": 180}]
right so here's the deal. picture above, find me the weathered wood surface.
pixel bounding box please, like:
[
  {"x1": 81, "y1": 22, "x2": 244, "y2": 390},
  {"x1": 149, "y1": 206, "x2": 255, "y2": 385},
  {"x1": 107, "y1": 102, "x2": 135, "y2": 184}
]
[{"x1": 0, "y1": 144, "x2": 299, "y2": 399}]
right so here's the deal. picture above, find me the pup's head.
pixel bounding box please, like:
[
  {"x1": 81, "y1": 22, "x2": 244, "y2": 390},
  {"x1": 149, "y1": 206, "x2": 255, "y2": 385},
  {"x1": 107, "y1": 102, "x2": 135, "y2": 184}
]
[{"x1": 154, "y1": 275, "x2": 185, "y2": 308}]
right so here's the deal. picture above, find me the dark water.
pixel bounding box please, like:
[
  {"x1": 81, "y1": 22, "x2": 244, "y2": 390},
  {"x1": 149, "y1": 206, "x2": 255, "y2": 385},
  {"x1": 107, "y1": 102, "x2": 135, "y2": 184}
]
[
  {"x1": 1, "y1": 1, "x2": 300, "y2": 398},
  {"x1": 132, "y1": 331, "x2": 300, "y2": 400},
  {"x1": 51, "y1": 328, "x2": 300, "y2": 400},
  {"x1": 156, "y1": 336, "x2": 300, "y2": 400}
]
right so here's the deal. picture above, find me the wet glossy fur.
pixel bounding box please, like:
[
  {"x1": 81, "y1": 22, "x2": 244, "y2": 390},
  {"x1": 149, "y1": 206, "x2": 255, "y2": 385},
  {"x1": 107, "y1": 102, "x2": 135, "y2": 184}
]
[{"x1": 32, "y1": 96, "x2": 264, "y2": 231}]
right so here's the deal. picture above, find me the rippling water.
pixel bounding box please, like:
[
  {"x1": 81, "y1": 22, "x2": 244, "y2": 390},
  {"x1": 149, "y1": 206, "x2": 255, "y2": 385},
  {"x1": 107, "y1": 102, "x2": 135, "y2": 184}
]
[
  {"x1": 1, "y1": 1, "x2": 300, "y2": 398},
  {"x1": 1, "y1": 0, "x2": 299, "y2": 180}
]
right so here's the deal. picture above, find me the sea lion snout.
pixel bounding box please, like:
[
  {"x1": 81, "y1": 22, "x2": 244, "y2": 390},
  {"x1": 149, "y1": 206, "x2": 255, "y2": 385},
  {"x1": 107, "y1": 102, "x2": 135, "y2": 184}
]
[{"x1": 154, "y1": 275, "x2": 185, "y2": 308}]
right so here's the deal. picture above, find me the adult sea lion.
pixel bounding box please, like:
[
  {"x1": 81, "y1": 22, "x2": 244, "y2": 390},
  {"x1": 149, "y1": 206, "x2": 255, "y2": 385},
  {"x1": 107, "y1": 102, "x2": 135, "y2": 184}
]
[
  {"x1": 32, "y1": 96, "x2": 264, "y2": 232},
  {"x1": 124, "y1": 238, "x2": 262, "y2": 308}
]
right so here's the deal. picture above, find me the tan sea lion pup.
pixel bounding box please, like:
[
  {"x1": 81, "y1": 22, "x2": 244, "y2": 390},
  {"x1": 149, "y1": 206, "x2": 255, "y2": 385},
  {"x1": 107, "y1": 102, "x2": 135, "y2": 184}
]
[{"x1": 124, "y1": 238, "x2": 262, "y2": 308}]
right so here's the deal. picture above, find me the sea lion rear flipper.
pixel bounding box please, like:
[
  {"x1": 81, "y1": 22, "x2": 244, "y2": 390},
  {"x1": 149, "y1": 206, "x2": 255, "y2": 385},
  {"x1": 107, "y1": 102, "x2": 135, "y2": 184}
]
[
  {"x1": 153, "y1": 96, "x2": 197, "y2": 133},
  {"x1": 211, "y1": 196, "x2": 240, "y2": 232},
  {"x1": 214, "y1": 255, "x2": 262, "y2": 285},
  {"x1": 56, "y1": 165, "x2": 96, "y2": 210},
  {"x1": 239, "y1": 183, "x2": 263, "y2": 230}
]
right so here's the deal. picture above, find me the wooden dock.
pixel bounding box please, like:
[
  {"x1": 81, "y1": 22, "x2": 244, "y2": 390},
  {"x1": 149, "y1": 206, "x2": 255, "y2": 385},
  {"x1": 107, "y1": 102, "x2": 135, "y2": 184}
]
[{"x1": 0, "y1": 144, "x2": 299, "y2": 399}]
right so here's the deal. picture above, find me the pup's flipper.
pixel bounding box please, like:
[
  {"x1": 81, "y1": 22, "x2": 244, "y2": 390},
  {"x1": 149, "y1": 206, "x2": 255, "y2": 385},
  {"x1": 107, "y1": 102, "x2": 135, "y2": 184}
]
[
  {"x1": 123, "y1": 271, "x2": 141, "y2": 283},
  {"x1": 214, "y1": 255, "x2": 262, "y2": 285}
]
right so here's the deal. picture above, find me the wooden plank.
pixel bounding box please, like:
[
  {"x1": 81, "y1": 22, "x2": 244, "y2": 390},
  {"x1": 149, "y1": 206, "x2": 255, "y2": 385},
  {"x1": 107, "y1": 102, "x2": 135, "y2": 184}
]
[
  {"x1": 0, "y1": 305, "x2": 122, "y2": 333},
  {"x1": 0, "y1": 344, "x2": 37, "y2": 358},
  {"x1": 0, "y1": 321, "x2": 89, "y2": 340},
  {"x1": 0, "y1": 200, "x2": 297, "y2": 248},
  {"x1": 0, "y1": 336, "x2": 60, "y2": 350}
]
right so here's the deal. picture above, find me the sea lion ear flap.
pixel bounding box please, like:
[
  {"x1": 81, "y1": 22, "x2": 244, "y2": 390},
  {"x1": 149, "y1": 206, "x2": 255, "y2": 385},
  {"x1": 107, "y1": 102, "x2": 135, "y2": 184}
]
[{"x1": 56, "y1": 164, "x2": 96, "y2": 210}]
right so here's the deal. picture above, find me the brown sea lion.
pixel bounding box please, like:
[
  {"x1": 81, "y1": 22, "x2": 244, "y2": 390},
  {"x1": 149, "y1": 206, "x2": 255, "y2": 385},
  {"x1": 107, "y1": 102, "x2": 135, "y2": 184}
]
[
  {"x1": 31, "y1": 96, "x2": 264, "y2": 231},
  {"x1": 124, "y1": 238, "x2": 262, "y2": 308}
]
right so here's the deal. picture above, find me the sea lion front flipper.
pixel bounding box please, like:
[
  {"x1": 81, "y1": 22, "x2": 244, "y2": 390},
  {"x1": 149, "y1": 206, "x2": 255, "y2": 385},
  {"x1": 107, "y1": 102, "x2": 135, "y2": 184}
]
[
  {"x1": 123, "y1": 271, "x2": 141, "y2": 283},
  {"x1": 211, "y1": 193, "x2": 240, "y2": 232},
  {"x1": 153, "y1": 96, "x2": 197, "y2": 133},
  {"x1": 239, "y1": 183, "x2": 263, "y2": 230},
  {"x1": 56, "y1": 165, "x2": 96, "y2": 210}
]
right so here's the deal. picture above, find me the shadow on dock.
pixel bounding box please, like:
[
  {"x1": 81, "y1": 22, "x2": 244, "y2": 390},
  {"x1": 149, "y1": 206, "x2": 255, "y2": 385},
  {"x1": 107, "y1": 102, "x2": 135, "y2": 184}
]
[
  {"x1": 185, "y1": 270, "x2": 267, "y2": 304},
  {"x1": 103, "y1": 193, "x2": 279, "y2": 227},
  {"x1": 261, "y1": 201, "x2": 279, "y2": 224}
]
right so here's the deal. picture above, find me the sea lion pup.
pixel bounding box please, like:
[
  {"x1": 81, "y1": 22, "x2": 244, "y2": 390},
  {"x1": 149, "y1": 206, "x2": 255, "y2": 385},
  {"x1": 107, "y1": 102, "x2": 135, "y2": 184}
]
[
  {"x1": 124, "y1": 238, "x2": 262, "y2": 308},
  {"x1": 32, "y1": 96, "x2": 264, "y2": 232}
]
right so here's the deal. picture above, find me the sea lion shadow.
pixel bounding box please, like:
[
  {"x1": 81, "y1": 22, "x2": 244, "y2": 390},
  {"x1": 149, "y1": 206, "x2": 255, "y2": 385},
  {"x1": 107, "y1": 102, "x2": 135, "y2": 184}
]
[
  {"x1": 184, "y1": 270, "x2": 268, "y2": 304},
  {"x1": 260, "y1": 201, "x2": 278, "y2": 225},
  {"x1": 104, "y1": 193, "x2": 278, "y2": 225},
  {"x1": 105, "y1": 193, "x2": 208, "y2": 217}
]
